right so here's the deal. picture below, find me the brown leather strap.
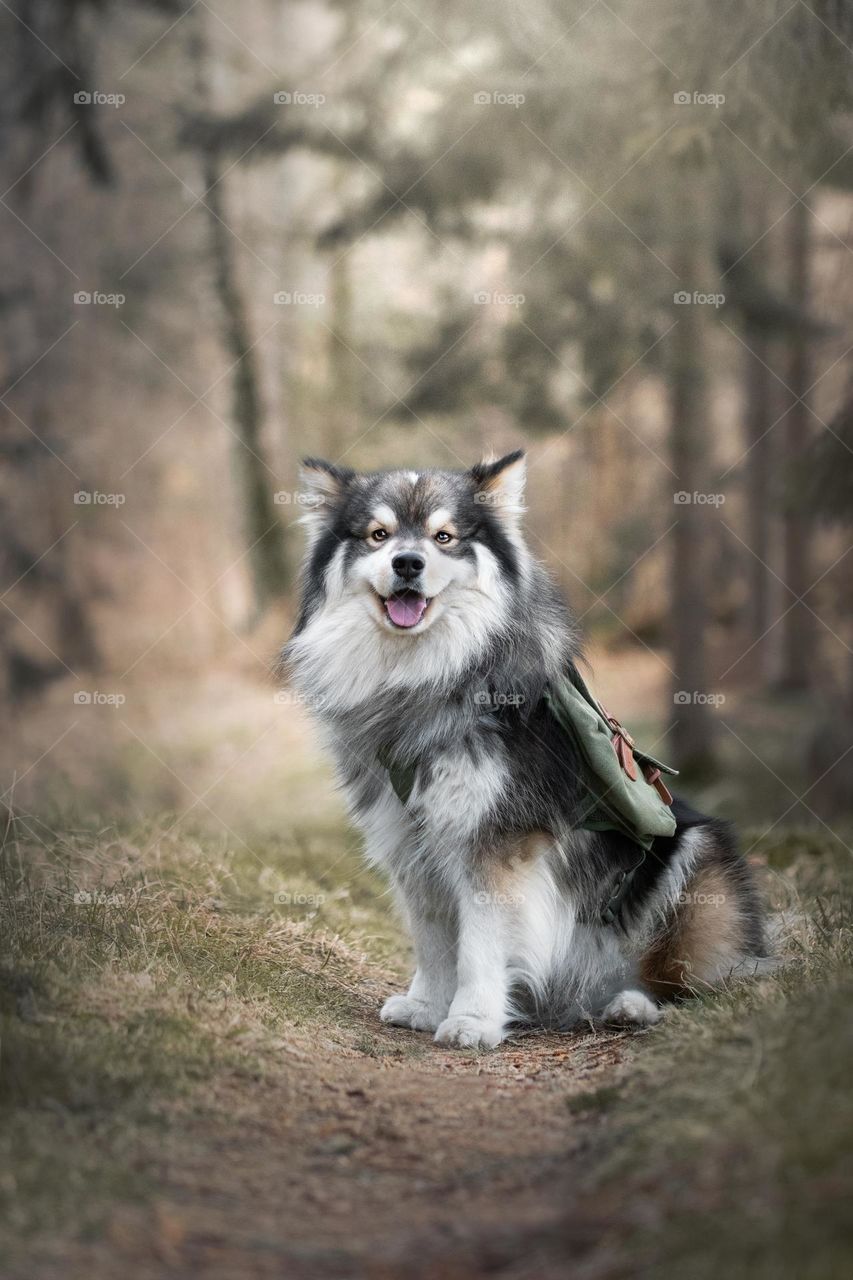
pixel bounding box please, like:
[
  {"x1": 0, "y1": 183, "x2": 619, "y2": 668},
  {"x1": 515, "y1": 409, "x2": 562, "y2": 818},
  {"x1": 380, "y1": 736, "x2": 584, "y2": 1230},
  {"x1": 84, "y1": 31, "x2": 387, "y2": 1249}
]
[{"x1": 642, "y1": 763, "x2": 674, "y2": 806}]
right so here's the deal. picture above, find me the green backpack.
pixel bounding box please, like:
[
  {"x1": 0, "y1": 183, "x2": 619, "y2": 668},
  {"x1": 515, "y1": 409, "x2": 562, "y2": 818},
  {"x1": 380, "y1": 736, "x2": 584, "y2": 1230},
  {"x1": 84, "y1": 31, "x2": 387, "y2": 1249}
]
[
  {"x1": 377, "y1": 669, "x2": 678, "y2": 853},
  {"x1": 376, "y1": 669, "x2": 678, "y2": 927},
  {"x1": 544, "y1": 669, "x2": 678, "y2": 850}
]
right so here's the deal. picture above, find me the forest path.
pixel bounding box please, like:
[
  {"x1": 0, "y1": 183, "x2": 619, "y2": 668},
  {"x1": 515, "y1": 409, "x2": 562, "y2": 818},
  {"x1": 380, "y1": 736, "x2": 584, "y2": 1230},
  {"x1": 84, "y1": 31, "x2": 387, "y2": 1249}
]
[
  {"x1": 2, "y1": 670, "x2": 651, "y2": 1280},
  {"x1": 19, "y1": 964, "x2": 632, "y2": 1280}
]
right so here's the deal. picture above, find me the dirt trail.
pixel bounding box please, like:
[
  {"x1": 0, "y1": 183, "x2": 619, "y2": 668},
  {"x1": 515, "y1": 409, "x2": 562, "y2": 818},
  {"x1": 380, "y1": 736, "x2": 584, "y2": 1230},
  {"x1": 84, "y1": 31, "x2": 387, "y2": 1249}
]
[
  {"x1": 2, "y1": 672, "x2": 647, "y2": 1279},
  {"x1": 15, "y1": 985, "x2": 632, "y2": 1280}
]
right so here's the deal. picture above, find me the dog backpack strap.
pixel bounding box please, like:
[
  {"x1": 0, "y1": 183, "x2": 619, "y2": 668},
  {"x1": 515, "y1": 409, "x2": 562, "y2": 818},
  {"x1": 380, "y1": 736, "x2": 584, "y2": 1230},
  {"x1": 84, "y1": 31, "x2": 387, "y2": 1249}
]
[
  {"x1": 599, "y1": 849, "x2": 647, "y2": 927},
  {"x1": 377, "y1": 745, "x2": 418, "y2": 805}
]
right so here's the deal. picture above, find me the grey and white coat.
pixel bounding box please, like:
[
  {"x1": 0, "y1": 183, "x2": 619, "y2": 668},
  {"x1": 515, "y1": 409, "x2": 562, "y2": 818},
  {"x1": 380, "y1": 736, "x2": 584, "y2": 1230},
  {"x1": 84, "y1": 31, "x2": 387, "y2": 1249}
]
[{"x1": 283, "y1": 451, "x2": 766, "y2": 1049}]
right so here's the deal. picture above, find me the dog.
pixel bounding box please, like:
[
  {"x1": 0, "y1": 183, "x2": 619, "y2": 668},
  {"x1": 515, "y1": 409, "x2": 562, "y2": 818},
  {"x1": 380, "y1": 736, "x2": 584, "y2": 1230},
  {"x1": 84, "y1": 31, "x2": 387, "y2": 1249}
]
[{"x1": 283, "y1": 450, "x2": 766, "y2": 1048}]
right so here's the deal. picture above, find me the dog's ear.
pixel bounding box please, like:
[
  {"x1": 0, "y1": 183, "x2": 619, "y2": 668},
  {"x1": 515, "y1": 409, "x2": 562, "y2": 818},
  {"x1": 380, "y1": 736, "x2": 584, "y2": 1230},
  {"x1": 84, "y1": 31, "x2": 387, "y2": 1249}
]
[
  {"x1": 298, "y1": 458, "x2": 355, "y2": 536},
  {"x1": 468, "y1": 450, "x2": 526, "y2": 529},
  {"x1": 300, "y1": 457, "x2": 355, "y2": 503}
]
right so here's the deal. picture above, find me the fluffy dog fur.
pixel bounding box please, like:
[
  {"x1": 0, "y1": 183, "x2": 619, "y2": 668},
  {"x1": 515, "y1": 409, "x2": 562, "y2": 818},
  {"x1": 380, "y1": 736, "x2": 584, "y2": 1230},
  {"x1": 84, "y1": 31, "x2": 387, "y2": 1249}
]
[{"x1": 282, "y1": 451, "x2": 766, "y2": 1049}]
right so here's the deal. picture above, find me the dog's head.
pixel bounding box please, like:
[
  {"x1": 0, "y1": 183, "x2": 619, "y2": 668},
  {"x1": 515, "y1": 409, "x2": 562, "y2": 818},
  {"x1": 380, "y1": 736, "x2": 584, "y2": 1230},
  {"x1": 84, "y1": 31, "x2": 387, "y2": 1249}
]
[
  {"x1": 285, "y1": 451, "x2": 575, "y2": 710},
  {"x1": 292, "y1": 451, "x2": 527, "y2": 645}
]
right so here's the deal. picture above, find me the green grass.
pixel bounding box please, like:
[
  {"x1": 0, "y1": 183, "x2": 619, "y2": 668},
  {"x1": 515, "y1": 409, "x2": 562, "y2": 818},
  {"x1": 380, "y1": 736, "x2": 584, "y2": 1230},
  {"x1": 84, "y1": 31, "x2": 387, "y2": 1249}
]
[
  {"x1": 2, "y1": 809, "x2": 852, "y2": 1275},
  {"x1": 0, "y1": 998, "x2": 220, "y2": 1238},
  {"x1": 583, "y1": 839, "x2": 853, "y2": 1280},
  {"x1": 566, "y1": 1083, "x2": 623, "y2": 1115},
  {"x1": 0, "y1": 811, "x2": 403, "y2": 1244}
]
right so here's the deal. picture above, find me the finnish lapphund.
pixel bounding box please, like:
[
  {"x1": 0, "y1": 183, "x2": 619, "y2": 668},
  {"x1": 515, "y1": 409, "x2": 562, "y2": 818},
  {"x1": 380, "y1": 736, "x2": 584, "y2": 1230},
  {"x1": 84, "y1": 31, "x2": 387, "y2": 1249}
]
[{"x1": 283, "y1": 451, "x2": 766, "y2": 1048}]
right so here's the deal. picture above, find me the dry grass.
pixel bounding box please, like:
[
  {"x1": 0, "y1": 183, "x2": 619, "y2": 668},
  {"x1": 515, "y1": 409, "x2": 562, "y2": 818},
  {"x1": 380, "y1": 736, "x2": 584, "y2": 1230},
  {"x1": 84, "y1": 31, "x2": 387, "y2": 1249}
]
[
  {"x1": 3, "y1": 805, "x2": 852, "y2": 1278},
  {"x1": 566, "y1": 837, "x2": 853, "y2": 1280},
  {"x1": 0, "y1": 809, "x2": 404, "y2": 1245}
]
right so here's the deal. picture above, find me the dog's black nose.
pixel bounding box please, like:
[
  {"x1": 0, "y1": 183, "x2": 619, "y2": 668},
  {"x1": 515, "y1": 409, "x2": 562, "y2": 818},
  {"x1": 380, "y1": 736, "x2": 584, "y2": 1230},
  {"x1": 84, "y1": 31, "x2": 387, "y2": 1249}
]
[{"x1": 392, "y1": 551, "x2": 425, "y2": 581}]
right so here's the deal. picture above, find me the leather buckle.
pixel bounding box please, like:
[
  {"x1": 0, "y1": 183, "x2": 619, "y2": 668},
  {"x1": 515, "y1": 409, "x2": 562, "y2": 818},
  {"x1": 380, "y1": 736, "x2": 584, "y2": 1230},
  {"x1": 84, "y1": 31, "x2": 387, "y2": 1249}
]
[
  {"x1": 603, "y1": 707, "x2": 639, "y2": 781},
  {"x1": 642, "y1": 763, "x2": 674, "y2": 806}
]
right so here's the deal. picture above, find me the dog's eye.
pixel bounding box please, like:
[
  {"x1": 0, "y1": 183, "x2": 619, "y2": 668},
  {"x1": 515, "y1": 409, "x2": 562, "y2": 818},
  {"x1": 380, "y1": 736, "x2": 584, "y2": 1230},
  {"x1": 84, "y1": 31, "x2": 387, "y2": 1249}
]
[
  {"x1": 434, "y1": 530, "x2": 453, "y2": 545},
  {"x1": 369, "y1": 528, "x2": 388, "y2": 543}
]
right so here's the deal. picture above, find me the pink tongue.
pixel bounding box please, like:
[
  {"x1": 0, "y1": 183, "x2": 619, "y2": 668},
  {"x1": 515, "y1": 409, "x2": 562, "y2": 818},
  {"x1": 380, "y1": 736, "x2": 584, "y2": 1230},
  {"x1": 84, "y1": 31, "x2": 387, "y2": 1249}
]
[{"x1": 386, "y1": 592, "x2": 427, "y2": 628}]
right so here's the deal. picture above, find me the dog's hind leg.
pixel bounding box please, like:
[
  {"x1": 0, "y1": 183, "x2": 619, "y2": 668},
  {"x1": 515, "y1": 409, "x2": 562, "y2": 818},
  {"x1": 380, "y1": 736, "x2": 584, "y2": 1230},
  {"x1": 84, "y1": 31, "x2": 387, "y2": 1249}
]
[
  {"x1": 600, "y1": 987, "x2": 662, "y2": 1027},
  {"x1": 640, "y1": 820, "x2": 767, "y2": 1000}
]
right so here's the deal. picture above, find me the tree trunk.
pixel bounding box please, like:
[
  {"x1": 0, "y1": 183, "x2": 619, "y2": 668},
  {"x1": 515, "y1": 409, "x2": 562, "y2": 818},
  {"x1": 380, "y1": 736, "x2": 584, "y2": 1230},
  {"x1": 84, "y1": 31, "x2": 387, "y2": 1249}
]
[
  {"x1": 742, "y1": 328, "x2": 774, "y2": 674},
  {"x1": 668, "y1": 177, "x2": 716, "y2": 775},
  {"x1": 325, "y1": 246, "x2": 356, "y2": 457},
  {"x1": 777, "y1": 199, "x2": 813, "y2": 690},
  {"x1": 190, "y1": 18, "x2": 289, "y2": 620},
  {"x1": 203, "y1": 166, "x2": 290, "y2": 616},
  {"x1": 322, "y1": 1, "x2": 360, "y2": 462}
]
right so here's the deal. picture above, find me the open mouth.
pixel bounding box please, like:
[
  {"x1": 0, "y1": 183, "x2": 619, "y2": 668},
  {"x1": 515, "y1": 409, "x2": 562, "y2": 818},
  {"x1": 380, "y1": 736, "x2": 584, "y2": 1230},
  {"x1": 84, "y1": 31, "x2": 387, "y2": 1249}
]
[{"x1": 381, "y1": 589, "x2": 430, "y2": 629}]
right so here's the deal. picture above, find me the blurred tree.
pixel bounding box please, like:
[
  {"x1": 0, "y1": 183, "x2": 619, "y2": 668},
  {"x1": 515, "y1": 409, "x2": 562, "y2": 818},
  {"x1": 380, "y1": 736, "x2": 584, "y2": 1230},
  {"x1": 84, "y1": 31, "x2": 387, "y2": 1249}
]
[
  {"x1": 0, "y1": 0, "x2": 139, "y2": 695},
  {"x1": 668, "y1": 172, "x2": 717, "y2": 774},
  {"x1": 3, "y1": 0, "x2": 852, "y2": 810},
  {"x1": 778, "y1": 200, "x2": 815, "y2": 690},
  {"x1": 188, "y1": 0, "x2": 853, "y2": 744},
  {"x1": 187, "y1": 13, "x2": 290, "y2": 619},
  {"x1": 740, "y1": 231, "x2": 776, "y2": 669},
  {"x1": 803, "y1": 380, "x2": 853, "y2": 815}
]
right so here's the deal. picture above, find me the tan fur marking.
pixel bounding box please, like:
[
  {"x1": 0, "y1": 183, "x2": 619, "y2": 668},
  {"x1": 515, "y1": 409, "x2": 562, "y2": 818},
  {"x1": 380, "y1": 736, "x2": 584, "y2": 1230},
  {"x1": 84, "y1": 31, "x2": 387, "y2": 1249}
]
[
  {"x1": 641, "y1": 865, "x2": 747, "y2": 1000},
  {"x1": 500, "y1": 832, "x2": 553, "y2": 876},
  {"x1": 480, "y1": 831, "x2": 553, "y2": 885},
  {"x1": 368, "y1": 505, "x2": 398, "y2": 535},
  {"x1": 427, "y1": 508, "x2": 456, "y2": 536}
]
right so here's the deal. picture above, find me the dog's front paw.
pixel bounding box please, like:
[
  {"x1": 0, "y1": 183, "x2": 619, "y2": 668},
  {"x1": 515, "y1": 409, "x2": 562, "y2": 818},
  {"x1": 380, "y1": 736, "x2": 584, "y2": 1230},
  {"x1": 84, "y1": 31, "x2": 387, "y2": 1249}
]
[
  {"x1": 380, "y1": 993, "x2": 442, "y2": 1032},
  {"x1": 601, "y1": 989, "x2": 661, "y2": 1028},
  {"x1": 434, "y1": 1014, "x2": 504, "y2": 1050}
]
